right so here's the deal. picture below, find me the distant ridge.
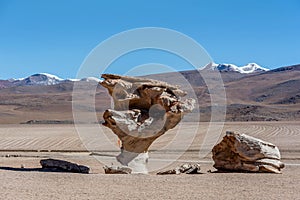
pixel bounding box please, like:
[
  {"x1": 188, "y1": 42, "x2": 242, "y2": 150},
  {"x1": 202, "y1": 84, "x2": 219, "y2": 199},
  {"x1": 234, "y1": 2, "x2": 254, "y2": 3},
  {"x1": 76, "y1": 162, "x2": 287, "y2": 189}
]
[{"x1": 268, "y1": 64, "x2": 300, "y2": 73}]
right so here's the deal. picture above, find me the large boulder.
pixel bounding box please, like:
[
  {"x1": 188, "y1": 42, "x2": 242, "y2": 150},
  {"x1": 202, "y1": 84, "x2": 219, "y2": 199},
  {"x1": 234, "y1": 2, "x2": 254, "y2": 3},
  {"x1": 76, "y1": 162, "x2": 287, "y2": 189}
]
[
  {"x1": 100, "y1": 74, "x2": 195, "y2": 173},
  {"x1": 212, "y1": 131, "x2": 284, "y2": 173}
]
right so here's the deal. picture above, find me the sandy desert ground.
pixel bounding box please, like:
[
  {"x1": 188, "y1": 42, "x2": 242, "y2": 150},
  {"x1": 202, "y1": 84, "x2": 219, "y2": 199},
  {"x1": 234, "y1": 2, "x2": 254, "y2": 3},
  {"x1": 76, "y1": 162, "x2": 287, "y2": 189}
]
[{"x1": 0, "y1": 122, "x2": 299, "y2": 199}]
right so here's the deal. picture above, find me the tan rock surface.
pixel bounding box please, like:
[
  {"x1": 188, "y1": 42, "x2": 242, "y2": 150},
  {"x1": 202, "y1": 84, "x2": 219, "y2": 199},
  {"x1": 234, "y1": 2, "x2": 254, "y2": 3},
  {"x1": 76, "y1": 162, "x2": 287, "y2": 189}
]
[
  {"x1": 212, "y1": 131, "x2": 285, "y2": 173},
  {"x1": 101, "y1": 74, "x2": 195, "y2": 152},
  {"x1": 100, "y1": 74, "x2": 195, "y2": 173}
]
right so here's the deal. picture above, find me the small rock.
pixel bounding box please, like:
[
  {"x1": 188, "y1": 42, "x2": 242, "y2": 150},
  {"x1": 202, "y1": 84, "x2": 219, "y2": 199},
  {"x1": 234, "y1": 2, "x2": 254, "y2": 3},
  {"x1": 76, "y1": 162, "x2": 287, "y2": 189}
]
[
  {"x1": 157, "y1": 163, "x2": 201, "y2": 175},
  {"x1": 40, "y1": 159, "x2": 90, "y2": 174},
  {"x1": 180, "y1": 163, "x2": 201, "y2": 174},
  {"x1": 103, "y1": 165, "x2": 132, "y2": 174},
  {"x1": 157, "y1": 169, "x2": 179, "y2": 175}
]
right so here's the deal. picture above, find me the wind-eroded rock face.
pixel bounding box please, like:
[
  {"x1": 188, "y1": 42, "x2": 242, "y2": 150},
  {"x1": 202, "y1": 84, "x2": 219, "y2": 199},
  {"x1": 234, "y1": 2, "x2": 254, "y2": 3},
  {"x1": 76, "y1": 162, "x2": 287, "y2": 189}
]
[
  {"x1": 212, "y1": 131, "x2": 284, "y2": 173},
  {"x1": 100, "y1": 74, "x2": 195, "y2": 173}
]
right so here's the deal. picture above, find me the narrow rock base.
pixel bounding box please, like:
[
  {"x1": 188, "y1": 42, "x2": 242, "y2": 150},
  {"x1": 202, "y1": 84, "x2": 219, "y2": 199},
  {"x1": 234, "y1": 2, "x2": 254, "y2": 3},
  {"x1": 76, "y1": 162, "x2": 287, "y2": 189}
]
[{"x1": 116, "y1": 150, "x2": 149, "y2": 174}]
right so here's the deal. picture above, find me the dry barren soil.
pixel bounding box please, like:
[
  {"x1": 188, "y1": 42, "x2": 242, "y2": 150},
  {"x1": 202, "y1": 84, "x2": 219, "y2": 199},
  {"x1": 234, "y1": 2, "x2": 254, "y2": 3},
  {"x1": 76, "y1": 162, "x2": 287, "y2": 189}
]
[{"x1": 0, "y1": 122, "x2": 299, "y2": 199}]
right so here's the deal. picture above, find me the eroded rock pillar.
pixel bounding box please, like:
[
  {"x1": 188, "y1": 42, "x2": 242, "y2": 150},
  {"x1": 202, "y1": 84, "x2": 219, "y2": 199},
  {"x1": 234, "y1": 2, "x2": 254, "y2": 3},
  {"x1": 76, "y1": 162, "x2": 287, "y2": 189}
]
[{"x1": 100, "y1": 74, "x2": 195, "y2": 173}]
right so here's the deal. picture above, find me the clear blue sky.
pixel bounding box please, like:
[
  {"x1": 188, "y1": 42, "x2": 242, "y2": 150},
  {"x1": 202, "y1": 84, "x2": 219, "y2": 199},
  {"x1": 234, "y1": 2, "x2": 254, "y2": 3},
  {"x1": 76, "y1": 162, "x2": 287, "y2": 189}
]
[{"x1": 0, "y1": 0, "x2": 299, "y2": 79}]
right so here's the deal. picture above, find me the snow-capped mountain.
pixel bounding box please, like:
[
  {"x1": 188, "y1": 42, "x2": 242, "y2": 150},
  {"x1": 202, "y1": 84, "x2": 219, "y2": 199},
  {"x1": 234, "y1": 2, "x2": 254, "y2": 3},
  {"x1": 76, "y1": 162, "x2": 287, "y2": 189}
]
[
  {"x1": 3, "y1": 73, "x2": 101, "y2": 87},
  {"x1": 240, "y1": 63, "x2": 269, "y2": 73},
  {"x1": 11, "y1": 73, "x2": 64, "y2": 86},
  {"x1": 204, "y1": 62, "x2": 269, "y2": 74}
]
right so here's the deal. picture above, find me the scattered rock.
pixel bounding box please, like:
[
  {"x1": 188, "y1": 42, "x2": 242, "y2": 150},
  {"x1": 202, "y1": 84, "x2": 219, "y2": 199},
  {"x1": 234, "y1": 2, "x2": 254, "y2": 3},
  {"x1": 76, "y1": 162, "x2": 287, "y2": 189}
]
[
  {"x1": 157, "y1": 163, "x2": 201, "y2": 175},
  {"x1": 212, "y1": 131, "x2": 285, "y2": 173},
  {"x1": 4, "y1": 154, "x2": 20, "y2": 158},
  {"x1": 40, "y1": 159, "x2": 90, "y2": 174},
  {"x1": 157, "y1": 168, "x2": 179, "y2": 175},
  {"x1": 103, "y1": 165, "x2": 132, "y2": 174},
  {"x1": 180, "y1": 163, "x2": 201, "y2": 174},
  {"x1": 100, "y1": 74, "x2": 195, "y2": 173},
  {"x1": 22, "y1": 120, "x2": 74, "y2": 124}
]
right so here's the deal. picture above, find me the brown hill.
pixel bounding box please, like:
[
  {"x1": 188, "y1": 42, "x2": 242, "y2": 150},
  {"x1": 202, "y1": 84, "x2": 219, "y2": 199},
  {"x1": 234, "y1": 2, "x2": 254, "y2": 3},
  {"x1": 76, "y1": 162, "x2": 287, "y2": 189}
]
[
  {"x1": 224, "y1": 64, "x2": 300, "y2": 121},
  {"x1": 0, "y1": 82, "x2": 109, "y2": 124},
  {"x1": 0, "y1": 64, "x2": 299, "y2": 123}
]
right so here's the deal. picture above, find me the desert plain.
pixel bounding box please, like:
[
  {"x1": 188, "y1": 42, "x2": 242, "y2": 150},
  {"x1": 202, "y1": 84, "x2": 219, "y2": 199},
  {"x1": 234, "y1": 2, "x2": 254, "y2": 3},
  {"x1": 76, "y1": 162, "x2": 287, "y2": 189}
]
[
  {"x1": 0, "y1": 66, "x2": 299, "y2": 199},
  {"x1": 0, "y1": 121, "x2": 299, "y2": 200}
]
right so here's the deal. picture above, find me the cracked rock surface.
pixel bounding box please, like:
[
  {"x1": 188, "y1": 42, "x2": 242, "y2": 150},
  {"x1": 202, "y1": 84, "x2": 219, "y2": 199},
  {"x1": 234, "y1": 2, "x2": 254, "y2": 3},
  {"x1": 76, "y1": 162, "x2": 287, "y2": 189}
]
[{"x1": 212, "y1": 131, "x2": 285, "y2": 173}]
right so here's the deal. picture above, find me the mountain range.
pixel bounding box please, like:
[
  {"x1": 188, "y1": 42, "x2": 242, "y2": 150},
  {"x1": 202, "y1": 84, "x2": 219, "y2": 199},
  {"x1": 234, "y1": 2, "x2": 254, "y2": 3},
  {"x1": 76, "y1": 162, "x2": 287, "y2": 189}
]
[
  {"x1": 0, "y1": 73, "x2": 101, "y2": 88},
  {"x1": 0, "y1": 63, "x2": 299, "y2": 123},
  {"x1": 0, "y1": 63, "x2": 267, "y2": 88}
]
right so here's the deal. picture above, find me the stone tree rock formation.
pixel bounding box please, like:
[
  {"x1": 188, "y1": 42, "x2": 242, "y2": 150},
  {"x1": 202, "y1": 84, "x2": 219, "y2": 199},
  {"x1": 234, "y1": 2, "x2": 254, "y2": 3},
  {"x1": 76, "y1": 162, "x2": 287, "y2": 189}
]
[
  {"x1": 212, "y1": 131, "x2": 285, "y2": 173},
  {"x1": 100, "y1": 74, "x2": 195, "y2": 174}
]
